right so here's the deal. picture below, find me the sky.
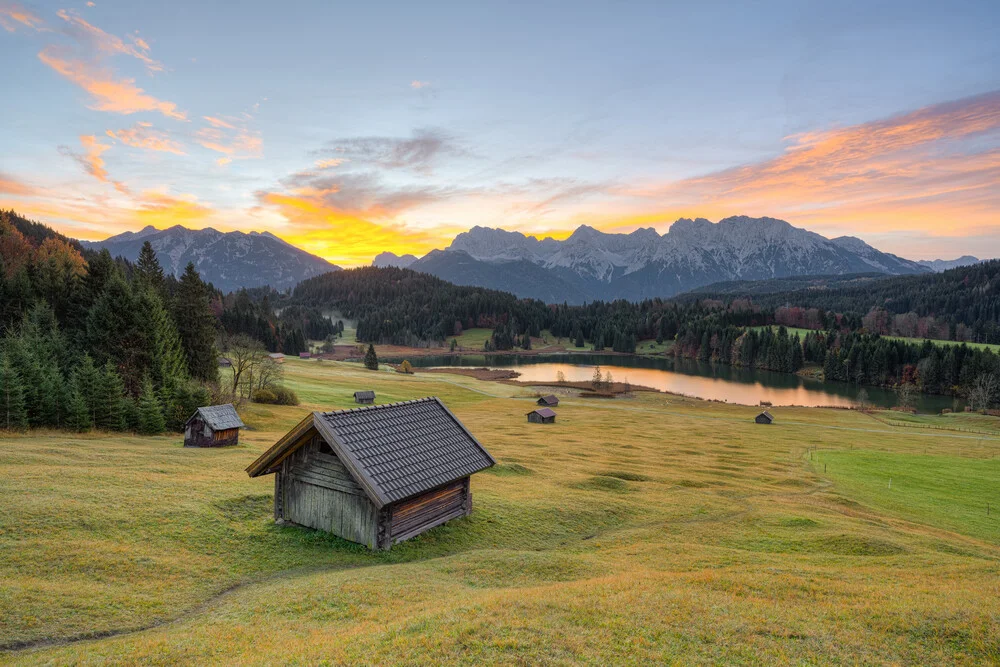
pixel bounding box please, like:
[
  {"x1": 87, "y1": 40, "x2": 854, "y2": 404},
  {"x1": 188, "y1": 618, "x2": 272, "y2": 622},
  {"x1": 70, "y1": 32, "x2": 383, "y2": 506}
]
[{"x1": 1, "y1": 0, "x2": 998, "y2": 266}]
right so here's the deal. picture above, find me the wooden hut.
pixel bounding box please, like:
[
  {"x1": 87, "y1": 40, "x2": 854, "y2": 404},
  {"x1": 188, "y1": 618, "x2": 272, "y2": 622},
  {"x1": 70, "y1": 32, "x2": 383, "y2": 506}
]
[
  {"x1": 527, "y1": 407, "x2": 556, "y2": 424},
  {"x1": 184, "y1": 404, "x2": 245, "y2": 447},
  {"x1": 354, "y1": 390, "x2": 376, "y2": 404},
  {"x1": 217, "y1": 356, "x2": 232, "y2": 368},
  {"x1": 755, "y1": 410, "x2": 774, "y2": 424},
  {"x1": 268, "y1": 352, "x2": 285, "y2": 364},
  {"x1": 245, "y1": 398, "x2": 494, "y2": 550},
  {"x1": 299, "y1": 352, "x2": 311, "y2": 359},
  {"x1": 537, "y1": 394, "x2": 559, "y2": 407}
]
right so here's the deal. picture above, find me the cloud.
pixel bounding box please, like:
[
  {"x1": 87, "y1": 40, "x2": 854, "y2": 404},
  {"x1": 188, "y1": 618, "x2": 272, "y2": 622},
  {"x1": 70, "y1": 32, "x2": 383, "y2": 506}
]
[
  {"x1": 410, "y1": 80, "x2": 431, "y2": 89},
  {"x1": 275, "y1": 170, "x2": 454, "y2": 219},
  {"x1": 55, "y1": 9, "x2": 163, "y2": 73},
  {"x1": 133, "y1": 191, "x2": 213, "y2": 228},
  {"x1": 38, "y1": 46, "x2": 186, "y2": 119},
  {"x1": 216, "y1": 157, "x2": 232, "y2": 166},
  {"x1": 617, "y1": 90, "x2": 1000, "y2": 237},
  {"x1": 315, "y1": 158, "x2": 348, "y2": 169},
  {"x1": 195, "y1": 113, "x2": 262, "y2": 160},
  {"x1": 60, "y1": 134, "x2": 129, "y2": 194},
  {"x1": 0, "y1": 172, "x2": 39, "y2": 196},
  {"x1": 312, "y1": 128, "x2": 459, "y2": 173},
  {"x1": 0, "y1": 2, "x2": 45, "y2": 32},
  {"x1": 203, "y1": 115, "x2": 236, "y2": 129},
  {"x1": 86, "y1": 1, "x2": 95, "y2": 7},
  {"x1": 105, "y1": 122, "x2": 185, "y2": 154}
]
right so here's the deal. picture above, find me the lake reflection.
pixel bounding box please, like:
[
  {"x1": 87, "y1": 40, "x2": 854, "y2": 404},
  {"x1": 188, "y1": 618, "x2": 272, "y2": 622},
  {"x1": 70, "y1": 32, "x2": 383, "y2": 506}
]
[{"x1": 404, "y1": 353, "x2": 962, "y2": 413}]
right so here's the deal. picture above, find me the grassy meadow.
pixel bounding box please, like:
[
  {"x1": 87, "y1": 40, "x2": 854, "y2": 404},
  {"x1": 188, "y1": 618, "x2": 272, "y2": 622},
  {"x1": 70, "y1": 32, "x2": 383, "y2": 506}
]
[{"x1": 2, "y1": 357, "x2": 999, "y2": 664}]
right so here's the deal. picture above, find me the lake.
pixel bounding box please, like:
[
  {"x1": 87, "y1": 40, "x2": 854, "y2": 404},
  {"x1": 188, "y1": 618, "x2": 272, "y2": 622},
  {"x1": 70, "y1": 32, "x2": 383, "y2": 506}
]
[{"x1": 405, "y1": 353, "x2": 962, "y2": 413}]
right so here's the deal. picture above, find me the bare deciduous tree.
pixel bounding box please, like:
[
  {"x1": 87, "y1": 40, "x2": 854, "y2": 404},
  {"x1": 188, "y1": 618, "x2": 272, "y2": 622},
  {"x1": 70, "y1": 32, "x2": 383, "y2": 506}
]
[
  {"x1": 895, "y1": 382, "x2": 916, "y2": 410},
  {"x1": 226, "y1": 334, "x2": 267, "y2": 401},
  {"x1": 968, "y1": 372, "x2": 998, "y2": 412}
]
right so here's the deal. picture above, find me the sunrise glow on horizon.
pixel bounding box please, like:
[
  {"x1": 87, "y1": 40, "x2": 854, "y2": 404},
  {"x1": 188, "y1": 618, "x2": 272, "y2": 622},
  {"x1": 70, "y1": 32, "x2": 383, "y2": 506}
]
[{"x1": 2, "y1": 0, "x2": 998, "y2": 267}]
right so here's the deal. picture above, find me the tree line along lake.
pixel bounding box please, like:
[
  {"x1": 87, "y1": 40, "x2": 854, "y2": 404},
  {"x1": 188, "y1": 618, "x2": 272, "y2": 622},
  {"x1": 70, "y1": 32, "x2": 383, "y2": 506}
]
[{"x1": 404, "y1": 353, "x2": 964, "y2": 413}]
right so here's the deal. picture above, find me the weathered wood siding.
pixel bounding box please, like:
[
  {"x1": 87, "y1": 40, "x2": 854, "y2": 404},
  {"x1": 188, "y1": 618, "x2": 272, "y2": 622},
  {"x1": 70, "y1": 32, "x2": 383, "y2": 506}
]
[
  {"x1": 527, "y1": 412, "x2": 554, "y2": 424},
  {"x1": 277, "y1": 434, "x2": 378, "y2": 547},
  {"x1": 387, "y1": 477, "x2": 471, "y2": 545},
  {"x1": 184, "y1": 419, "x2": 240, "y2": 447}
]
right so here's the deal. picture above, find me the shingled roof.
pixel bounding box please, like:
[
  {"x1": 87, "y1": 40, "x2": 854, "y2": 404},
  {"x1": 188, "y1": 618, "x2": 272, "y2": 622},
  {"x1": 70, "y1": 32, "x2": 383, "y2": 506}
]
[
  {"x1": 189, "y1": 404, "x2": 245, "y2": 430},
  {"x1": 529, "y1": 407, "x2": 557, "y2": 419},
  {"x1": 354, "y1": 390, "x2": 376, "y2": 400},
  {"x1": 246, "y1": 398, "x2": 494, "y2": 508}
]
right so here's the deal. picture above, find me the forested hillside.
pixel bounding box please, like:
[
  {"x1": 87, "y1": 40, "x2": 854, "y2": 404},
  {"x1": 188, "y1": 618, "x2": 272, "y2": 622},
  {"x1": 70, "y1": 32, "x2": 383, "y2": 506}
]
[
  {"x1": 0, "y1": 211, "x2": 219, "y2": 433},
  {"x1": 689, "y1": 260, "x2": 1000, "y2": 344}
]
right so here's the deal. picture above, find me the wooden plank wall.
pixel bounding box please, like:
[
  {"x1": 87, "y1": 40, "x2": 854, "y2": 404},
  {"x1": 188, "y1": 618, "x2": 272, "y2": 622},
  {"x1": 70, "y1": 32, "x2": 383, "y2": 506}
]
[
  {"x1": 389, "y1": 478, "x2": 470, "y2": 544},
  {"x1": 279, "y1": 435, "x2": 378, "y2": 547}
]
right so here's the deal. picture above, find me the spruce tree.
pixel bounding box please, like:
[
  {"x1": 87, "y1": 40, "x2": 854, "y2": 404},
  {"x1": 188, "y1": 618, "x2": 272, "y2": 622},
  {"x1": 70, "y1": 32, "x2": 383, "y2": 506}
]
[
  {"x1": 364, "y1": 344, "x2": 379, "y2": 370},
  {"x1": 137, "y1": 376, "x2": 166, "y2": 435},
  {"x1": 173, "y1": 263, "x2": 219, "y2": 382},
  {"x1": 95, "y1": 363, "x2": 127, "y2": 431},
  {"x1": 0, "y1": 355, "x2": 28, "y2": 430},
  {"x1": 38, "y1": 364, "x2": 68, "y2": 428},
  {"x1": 65, "y1": 375, "x2": 92, "y2": 432},
  {"x1": 135, "y1": 241, "x2": 164, "y2": 290},
  {"x1": 140, "y1": 287, "x2": 188, "y2": 389},
  {"x1": 75, "y1": 354, "x2": 102, "y2": 426}
]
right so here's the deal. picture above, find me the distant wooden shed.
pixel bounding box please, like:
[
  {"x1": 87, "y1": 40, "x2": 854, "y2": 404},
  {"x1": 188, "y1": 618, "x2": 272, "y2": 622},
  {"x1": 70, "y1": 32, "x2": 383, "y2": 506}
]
[
  {"x1": 246, "y1": 398, "x2": 495, "y2": 549},
  {"x1": 527, "y1": 407, "x2": 556, "y2": 424},
  {"x1": 184, "y1": 404, "x2": 245, "y2": 447},
  {"x1": 755, "y1": 410, "x2": 774, "y2": 424},
  {"x1": 299, "y1": 352, "x2": 311, "y2": 359},
  {"x1": 354, "y1": 390, "x2": 376, "y2": 404},
  {"x1": 218, "y1": 356, "x2": 232, "y2": 368},
  {"x1": 537, "y1": 394, "x2": 559, "y2": 407},
  {"x1": 268, "y1": 352, "x2": 286, "y2": 364}
]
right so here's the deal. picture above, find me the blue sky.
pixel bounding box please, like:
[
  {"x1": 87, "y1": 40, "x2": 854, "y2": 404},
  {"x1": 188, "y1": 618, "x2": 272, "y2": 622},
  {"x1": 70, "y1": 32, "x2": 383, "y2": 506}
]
[{"x1": 1, "y1": 0, "x2": 998, "y2": 264}]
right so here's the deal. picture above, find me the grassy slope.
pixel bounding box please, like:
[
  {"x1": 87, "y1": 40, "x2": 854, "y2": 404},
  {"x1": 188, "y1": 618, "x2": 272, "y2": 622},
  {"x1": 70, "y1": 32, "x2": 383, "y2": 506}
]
[
  {"x1": 752, "y1": 325, "x2": 1000, "y2": 352},
  {"x1": 1, "y1": 359, "x2": 999, "y2": 664}
]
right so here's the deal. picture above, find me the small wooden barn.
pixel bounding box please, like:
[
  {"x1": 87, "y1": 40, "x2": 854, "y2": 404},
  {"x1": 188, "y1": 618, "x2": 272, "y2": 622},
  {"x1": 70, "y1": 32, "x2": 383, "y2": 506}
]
[
  {"x1": 245, "y1": 398, "x2": 495, "y2": 549},
  {"x1": 354, "y1": 390, "x2": 376, "y2": 404},
  {"x1": 268, "y1": 352, "x2": 286, "y2": 364},
  {"x1": 755, "y1": 410, "x2": 774, "y2": 424},
  {"x1": 184, "y1": 404, "x2": 245, "y2": 447},
  {"x1": 217, "y1": 356, "x2": 232, "y2": 368},
  {"x1": 527, "y1": 407, "x2": 556, "y2": 424},
  {"x1": 299, "y1": 352, "x2": 311, "y2": 359},
  {"x1": 537, "y1": 394, "x2": 559, "y2": 407}
]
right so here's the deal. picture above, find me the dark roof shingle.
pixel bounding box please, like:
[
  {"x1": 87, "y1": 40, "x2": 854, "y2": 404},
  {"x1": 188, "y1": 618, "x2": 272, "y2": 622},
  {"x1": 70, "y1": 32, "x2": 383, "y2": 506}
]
[
  {"x1": 192, "y1": 404, "x2": 245, "y2": 430},
  {"x1": 529, "y1": 407, "x2": 556, "y2": 418},
  {"x1": 354, "y1": 390, "x2": 376, "y2": 400},
  {"x1": 316, "y1": 398, "x2": 493, "y2": 505}
]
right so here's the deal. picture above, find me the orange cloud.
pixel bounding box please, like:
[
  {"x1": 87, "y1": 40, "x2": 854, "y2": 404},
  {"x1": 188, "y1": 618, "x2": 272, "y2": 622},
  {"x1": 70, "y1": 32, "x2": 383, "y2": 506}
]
[
  {"x1": 203, "y1": 116, "x2": 236, "y2": 129},
  {"x1": 38, "y1": 47, "x2": 186, "y2": 119},
  {"x1": 0, "y1": 173, "x2": 39, "y2": 196},
  {"x1": 410, "y1": 80, "x2": 431, "y2": 89},
  {"x1": 0, "y1": 2, "x2": 45, "y2": 32},
  {"x1": 55, "y1": 9, "x2": 163, "y2": 73},
  {"x1": 315, "y1": 158, "x2": 348, "y2": 169},
  {"x1": 62, "y1": 135, "x2": 129, "y2": 194},
  {"x1": 195, "y1": 115, "x2": 262, "y2": 160},
  {"x1": 106, "y1": 122, "x2": 185, "y2": 155},
  {"x1": 618, "y1": 90, "x2": 1000, "y2": 237}
]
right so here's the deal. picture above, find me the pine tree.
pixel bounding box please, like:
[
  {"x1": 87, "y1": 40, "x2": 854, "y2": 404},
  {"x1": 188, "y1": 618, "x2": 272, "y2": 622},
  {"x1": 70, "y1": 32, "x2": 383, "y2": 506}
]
[
  {"x1": 38, "y1": 364, "x2": 68, "y2": 428},
  {"x1": 173, "y1": 263, "x2": 219, "y2": 383},
  {"x1": 86, "y1": 274, "x2": 149, "y2": 395},
  {"x1": 137, "y1": 376, "x2": 166, "y2": 435},
  {"x1": 75, "y1": 354, "x2": 102, "y2": 426},
  {"x1": 135, "y1": 241, "x2": 164, "y2": 290},
  {"x1": 95, "y1": 363, "x2": 127, "y2": 431},
  {"x1": 140, "y1": 287, "x2": 188, "y2": 389},
  {"x1": 65, "y1": 375, "x2": 92, "y2": 432},
  {"x1": 364, "y1": 344, "x2": 379, "y2": 370},
  {"x1": 0, "y1": 355, "x2": 28, "y2": 430}
]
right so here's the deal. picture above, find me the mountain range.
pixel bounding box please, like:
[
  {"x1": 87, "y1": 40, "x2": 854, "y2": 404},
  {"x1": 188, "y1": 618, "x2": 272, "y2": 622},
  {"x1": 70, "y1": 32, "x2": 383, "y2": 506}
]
[
  {"x1": 401, "y1": 216, "x2": 933, "y2": 303},
  {"x1": 74, "y1": 216, "x2": 982, "y2": 300},
  {"x1": 80, "y1": 225, "x2": 339, "y2": 293}
]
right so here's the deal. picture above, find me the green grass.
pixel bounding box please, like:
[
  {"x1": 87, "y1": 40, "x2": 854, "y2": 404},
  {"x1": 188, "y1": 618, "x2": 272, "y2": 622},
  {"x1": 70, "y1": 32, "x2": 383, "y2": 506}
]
[
  {"x1": 2, "y1": 359, "x2": 1000, "y2": 663},
  {"x1": 883, "y1": 336, "x2": 1000, "y2": 353},
  {"x1": 815, "y1": 450, "x2": 1000, "y2": 543},
  {"x1": 451, "y1": 327, "x2": 494, "y2": 350},
  {"x1": 751, "y1": 325, "x2": 1000, "y2": 352},
  {"x1": 635, "y1": 339, "x2": 674, "y2": 355},
  {"x1": 868, "y1": 410, "x2": 1000, "y2": 435}
]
